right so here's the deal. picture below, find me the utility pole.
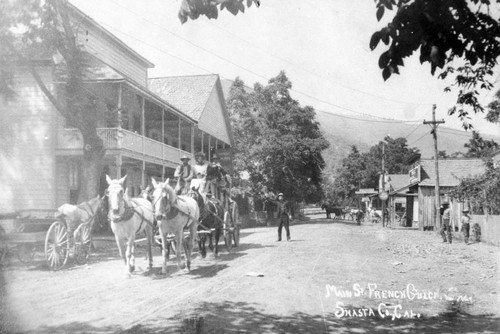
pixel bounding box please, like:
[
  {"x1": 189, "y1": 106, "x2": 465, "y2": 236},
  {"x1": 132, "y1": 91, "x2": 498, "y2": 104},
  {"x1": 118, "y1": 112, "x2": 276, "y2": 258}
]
[{"x1": 423, "y1": 105, "x2": 445, "y2": 231}]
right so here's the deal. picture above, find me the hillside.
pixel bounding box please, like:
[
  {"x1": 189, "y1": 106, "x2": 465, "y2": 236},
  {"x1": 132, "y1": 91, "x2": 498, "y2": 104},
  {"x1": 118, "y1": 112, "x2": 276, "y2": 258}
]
[{"x1": 315, "y1": 110, "x2": 500, "y2": 174}]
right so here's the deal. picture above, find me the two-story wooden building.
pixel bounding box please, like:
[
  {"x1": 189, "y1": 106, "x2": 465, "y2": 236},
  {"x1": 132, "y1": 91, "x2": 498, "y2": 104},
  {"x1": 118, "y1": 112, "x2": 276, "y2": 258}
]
[{"x1": 0, "y1": 4, "x2": 233, "y2": 214}]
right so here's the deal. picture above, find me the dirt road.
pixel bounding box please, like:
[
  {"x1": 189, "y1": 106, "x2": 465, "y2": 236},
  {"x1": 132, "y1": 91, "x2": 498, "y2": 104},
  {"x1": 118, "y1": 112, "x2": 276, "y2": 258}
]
[{"x1": 1, "y1": 217, "x2": 499, "y2": 333}]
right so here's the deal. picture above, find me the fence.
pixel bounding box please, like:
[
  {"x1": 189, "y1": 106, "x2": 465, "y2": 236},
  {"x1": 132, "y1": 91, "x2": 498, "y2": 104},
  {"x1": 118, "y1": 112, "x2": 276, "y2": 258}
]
[{"x1": 470, "y1": 215, "x2": 500, "y2": 247}]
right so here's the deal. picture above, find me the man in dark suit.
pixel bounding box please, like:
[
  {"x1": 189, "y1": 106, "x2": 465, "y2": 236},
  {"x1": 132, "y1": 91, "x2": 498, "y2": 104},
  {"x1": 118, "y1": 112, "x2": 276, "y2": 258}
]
[{"x1": 275, "y1": 193, "x2": 291, "y2": 241}]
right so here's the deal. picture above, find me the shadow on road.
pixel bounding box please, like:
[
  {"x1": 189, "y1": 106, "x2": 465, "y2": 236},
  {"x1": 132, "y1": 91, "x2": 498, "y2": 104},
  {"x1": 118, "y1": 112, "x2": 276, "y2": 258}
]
[{"x1": 150, "y1": 301, "x2": 500, "y2": 334}]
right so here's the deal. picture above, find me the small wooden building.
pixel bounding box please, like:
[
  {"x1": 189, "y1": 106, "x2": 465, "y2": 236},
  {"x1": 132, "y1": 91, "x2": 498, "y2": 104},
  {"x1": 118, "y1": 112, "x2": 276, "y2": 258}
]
[{"x1": 390, "y1": 159, "x2": 486, "y2": 231}]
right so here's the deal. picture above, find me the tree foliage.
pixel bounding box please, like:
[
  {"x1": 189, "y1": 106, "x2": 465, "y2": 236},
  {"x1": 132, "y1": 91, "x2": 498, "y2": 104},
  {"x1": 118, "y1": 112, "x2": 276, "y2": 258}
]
[
  {"x1": 327, "y1": 136, "x2": 420, "y2": 205},
  {"x1": 226, "y1": 72, "x2": 329, "y2": 203},
  {"x1": 463, "y1": 131, "x2": 499, "y2": 158},
  {"x1": 1, "y1": 0, "x2": 105, "y2": 201},
  {"x1": 178, "y1": 0, "x2": 260, "y2": 23},
  {"x1": 371, "y1": 0, "x2": 500, "y2": 129},
  {"x1": 448, "y1": 160, "x2": 500, "y2": 214}
]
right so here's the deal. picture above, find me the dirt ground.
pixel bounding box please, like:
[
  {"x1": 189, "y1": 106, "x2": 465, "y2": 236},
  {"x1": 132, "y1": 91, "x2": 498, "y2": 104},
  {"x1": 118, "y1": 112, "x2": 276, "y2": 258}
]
[{"x1": 1, "y1": 216, "x2": 499, "y2": 334}]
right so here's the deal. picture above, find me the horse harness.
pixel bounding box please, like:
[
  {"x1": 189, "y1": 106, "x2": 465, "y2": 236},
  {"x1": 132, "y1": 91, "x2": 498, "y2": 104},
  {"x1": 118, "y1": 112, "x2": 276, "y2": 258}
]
[{"x1": 109, "y1": 198, "x2": 154, "y2": 235}]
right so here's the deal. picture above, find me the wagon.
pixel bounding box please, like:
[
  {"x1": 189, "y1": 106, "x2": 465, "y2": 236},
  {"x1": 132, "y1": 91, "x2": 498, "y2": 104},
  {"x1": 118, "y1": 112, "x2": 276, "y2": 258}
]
[{"x1": 0, "y1": 209, "x2": 93, "y2": 270}]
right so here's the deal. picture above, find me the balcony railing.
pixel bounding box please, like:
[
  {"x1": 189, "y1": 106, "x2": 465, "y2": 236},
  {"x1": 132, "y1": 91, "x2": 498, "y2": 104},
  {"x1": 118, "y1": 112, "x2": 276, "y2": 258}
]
[{"x1": 57, "y1": 127, "x2": 191, "y2": 162}]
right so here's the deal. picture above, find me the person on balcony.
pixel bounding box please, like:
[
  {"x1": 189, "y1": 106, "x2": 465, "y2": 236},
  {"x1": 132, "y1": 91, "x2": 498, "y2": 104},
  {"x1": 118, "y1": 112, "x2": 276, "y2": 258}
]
[
  {"x1": 174, "y1": 155, "x2": 194, "y2": 195},
  {"x1": 191, "y1": 152, "x2": 209, "y2": 193}
]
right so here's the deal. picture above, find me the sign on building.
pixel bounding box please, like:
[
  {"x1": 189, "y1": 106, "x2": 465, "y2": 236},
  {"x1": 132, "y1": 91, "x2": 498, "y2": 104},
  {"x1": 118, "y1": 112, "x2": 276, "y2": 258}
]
[{"x1": 409, "y1": 165, "x2": 421, "y2": 184}]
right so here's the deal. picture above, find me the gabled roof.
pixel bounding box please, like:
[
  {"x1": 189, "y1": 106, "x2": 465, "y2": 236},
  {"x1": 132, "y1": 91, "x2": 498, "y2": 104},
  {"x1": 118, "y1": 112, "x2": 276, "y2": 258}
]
[
  {"x1": 419, "y1": 159, "x2": 486, "y2": 187},
  {"x1": 148, "y1": 74, "x2": 220, "y2": 121}
]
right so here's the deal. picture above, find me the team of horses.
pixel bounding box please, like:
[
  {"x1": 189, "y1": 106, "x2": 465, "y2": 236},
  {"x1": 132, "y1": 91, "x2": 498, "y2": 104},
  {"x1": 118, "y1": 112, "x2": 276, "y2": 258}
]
[{"x1": 104, "y1": 175, "x2": 231, "y2": 277}]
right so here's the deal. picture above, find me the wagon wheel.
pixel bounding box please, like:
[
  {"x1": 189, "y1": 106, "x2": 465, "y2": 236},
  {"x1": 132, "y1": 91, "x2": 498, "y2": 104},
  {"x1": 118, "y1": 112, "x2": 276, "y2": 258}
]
[
  {"x1": 73, "y1": 223, "x2": 92, "y2": 265},
  {"x1": 232, "y1": 204, "x2": 240, "y2": 247},
  {"x1": 17, "y1": 244, "x2": 35, "y2": 264},
  {"x1": 45, "y1": 221, "x2": 69, "y2": 271},
  {"x1": 223, "y1": 211, "x2": 233, "y2": 251}
]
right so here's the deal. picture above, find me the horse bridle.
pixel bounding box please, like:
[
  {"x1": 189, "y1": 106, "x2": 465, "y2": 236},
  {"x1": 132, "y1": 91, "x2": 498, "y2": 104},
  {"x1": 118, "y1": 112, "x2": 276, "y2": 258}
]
[{"x1": 153, "y1": 188, "x2": 170, "y2": 220}]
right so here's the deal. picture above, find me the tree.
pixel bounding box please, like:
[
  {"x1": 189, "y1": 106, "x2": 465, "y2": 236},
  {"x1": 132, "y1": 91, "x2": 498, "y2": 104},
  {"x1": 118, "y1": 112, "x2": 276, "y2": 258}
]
[
  {"x1": 448, "y1": 160, "x2": 500, "y2": 214},
  {"x1": 486, "y1": 89, "x2": 500, "y2": 124},
  {"x1": 178, "y1": 0, "x2": 260, "y2": 23},
  {"x1": 464, "y1": 131, "x2": 499, "y2": 158},
  {"x1": 371, "y1": 0, "x2": 500, "y2": 128},
  {"x1": 0, "y1": 0, "x2": 105, "y2": 201},
  {"x1": 226, "y1": 72, "x2": 329, "y2": 203},
  {"x1": 331, "y1": 136, "x2": 420, "y2": 204}
]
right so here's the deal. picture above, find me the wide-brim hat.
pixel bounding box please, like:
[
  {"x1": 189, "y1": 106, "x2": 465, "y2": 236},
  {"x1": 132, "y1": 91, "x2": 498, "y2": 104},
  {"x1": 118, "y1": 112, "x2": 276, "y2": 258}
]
[
  {"x1": 462, "y1": 209, "x2": 470, "y2": 213},
  {"x1": 212, "y1": 154, "x2": 220, "y2": 160},
  {"x1": 278, "y1": 193, "x2": 284, "y2": 197},
  {"x1": 441, "y1": 201, "x2": 449, "y2": 206},
  {"x1": 180, "y1": 155, "x2": 190, "y2": 161}
]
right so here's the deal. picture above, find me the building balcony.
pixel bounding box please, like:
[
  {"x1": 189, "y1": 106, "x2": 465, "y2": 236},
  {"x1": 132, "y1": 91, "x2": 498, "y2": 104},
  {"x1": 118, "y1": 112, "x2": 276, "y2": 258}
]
[{"x1": 56, "y1": 127, "x2": 192, "y2": 166}]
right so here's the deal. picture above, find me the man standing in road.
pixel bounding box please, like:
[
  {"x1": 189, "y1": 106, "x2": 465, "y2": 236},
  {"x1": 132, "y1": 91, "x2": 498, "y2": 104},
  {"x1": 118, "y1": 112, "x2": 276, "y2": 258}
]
[
  {"x1": 461, "y1": 209, "x2": 471, "y2": 244},
  {"x1": 275, "y1": 193, "x2": 291, "y2": 242},
  {"x1": 440, "y1": 202, "x2": 452, "y2": 244}
]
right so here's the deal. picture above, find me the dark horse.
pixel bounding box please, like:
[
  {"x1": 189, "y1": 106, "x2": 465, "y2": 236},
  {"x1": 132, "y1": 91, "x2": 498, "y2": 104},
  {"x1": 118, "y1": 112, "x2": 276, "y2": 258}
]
[
  {"x1": 321, "y1": 203, "x2": 344, "y2": 220},
  {"x1": 189, "y1": 188, "x2": 224, "y2": 258}
]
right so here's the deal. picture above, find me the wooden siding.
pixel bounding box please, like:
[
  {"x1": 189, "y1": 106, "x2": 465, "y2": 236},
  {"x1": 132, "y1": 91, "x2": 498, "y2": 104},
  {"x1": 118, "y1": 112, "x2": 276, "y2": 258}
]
[
  {"x1": 55, "y1": 158, "x2": 70, "y2": 207},
  {"x1": 418, "y1": 186, "x2": 464, "y2": 231},
  {"x1": 77, "y1": 21, "x2": 148, "y2": 87},
  {"x1": 198, "y1": 86, "x2": 231, "y2": 144},
  {"x1": 0, "y1": 67, "x2": 57, "y2": 213}
]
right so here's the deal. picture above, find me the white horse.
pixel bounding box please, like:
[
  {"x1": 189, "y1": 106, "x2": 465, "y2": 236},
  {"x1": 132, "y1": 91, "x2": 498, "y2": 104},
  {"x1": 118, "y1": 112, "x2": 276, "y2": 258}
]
[
  {"x1": 106, "y1": 175, "x2": 154, "y2": 277},
  {"x1": 151, "y1": 178, "x2": 199, "y2": 274},
  {"x1": 367, "y1": 207, "x2": 383, "y2": 223}
]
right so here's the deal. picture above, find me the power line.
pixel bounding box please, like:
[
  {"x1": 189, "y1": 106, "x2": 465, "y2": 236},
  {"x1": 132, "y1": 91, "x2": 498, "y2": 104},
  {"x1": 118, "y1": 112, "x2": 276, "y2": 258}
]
[
  {"x1": 96, "y1": 21, "x2": 424, "y2": 123},
  {"x1": 315, "y1": 109, "x2": 422, "y2": 124},
  {"x1": 404, "y1": 123, "x2": 423, "y2": 139},
  {"x1": 103, "y1": 0, "x2": 432, "y2": 113},
  {"x1": 408, "y1": 132, "x2": 429, "y2": 146}
]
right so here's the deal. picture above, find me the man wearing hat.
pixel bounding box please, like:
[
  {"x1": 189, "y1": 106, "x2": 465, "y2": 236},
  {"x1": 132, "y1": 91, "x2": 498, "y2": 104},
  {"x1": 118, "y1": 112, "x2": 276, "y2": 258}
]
[
  {"x1": 206, "y1": 154, "x2": 230, "y2": 201},
  {"x1": 440, "y1": 201, "x2": 452, "y2": 243},
  {"x1": 460, "y1": 208, "x2": 471, "y2": 244},
  {"x1": 275, "y1": 193, "x2": 291, "y2": 241},
  {"x1": 174, "y1": 155, "x2": 194, "y2": 195}
]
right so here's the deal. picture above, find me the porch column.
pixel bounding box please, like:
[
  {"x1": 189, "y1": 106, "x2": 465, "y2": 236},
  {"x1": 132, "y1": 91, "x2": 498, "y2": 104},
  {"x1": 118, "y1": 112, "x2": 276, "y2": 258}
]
[
  {"x1": 208, "y1": 136, "x2": 212, "y2": 161},
  {"x1": 116, "y1": 83, "x2": 123, "y2": 178},
  {"x1": 141, "y1": 96, "x2": 146, "y2": 187},
  {"x1": 162, "y1": 109, "x2": 165, "y2": 181},
  {"x1": 201, "y1": 131, "x2": 204, "y2": 156},
  {"x1": 191, "y1": 125, "x2": 194, "y2": 154},
  {"x1": 178, "y1": 116, "x2": 182, "y2": 155}
]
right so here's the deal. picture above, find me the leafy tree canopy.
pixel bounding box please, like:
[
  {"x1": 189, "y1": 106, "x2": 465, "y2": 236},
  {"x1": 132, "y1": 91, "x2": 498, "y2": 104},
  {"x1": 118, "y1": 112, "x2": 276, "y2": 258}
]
[
  {"x1": 327, "y1": 136, "x2": 420, "y2": 205},
  {"x1": 226, "y1": 72, "x2": 329, "y2": 203},
  {"x1": 178, "y1": 0, "x2": 260, "y2": 23},
  {"x1": 464, "y1": 131, "x2": 499, "y2": 158},
  {"x1": 371, "y1": 0, "x2": 500, "y2": 129}
]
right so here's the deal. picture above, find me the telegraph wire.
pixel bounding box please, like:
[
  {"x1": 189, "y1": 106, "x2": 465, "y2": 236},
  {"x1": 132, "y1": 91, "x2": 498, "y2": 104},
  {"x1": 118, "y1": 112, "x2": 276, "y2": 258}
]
[
  {"x1": 104, "y1": 0, "x2": 433, "y2": 110},
  {"x1": 97, "y1": 21, "x2": 423, "y2": 124}
]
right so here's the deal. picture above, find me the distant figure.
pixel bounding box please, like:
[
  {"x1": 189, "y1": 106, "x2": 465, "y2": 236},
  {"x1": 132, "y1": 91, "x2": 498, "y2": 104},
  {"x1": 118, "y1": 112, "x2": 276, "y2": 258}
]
[
  {"x1": 461, "y1": 209, "x2": 471, "y2": 244},
  {"x1": 440, "y1": 202, "x2": 452, "y2": 244},
  {"x1": 273, "y1": 193, "x2": 291, "y2": 242},
  {"x1": 174, "y1": 155, "x2": 194, "y2": 195}
]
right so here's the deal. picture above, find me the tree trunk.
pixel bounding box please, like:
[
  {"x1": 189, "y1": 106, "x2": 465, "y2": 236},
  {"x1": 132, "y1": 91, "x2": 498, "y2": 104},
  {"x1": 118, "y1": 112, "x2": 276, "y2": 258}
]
[{"x1": 78, "y1": 132, "x2": 105, "y2": 203}]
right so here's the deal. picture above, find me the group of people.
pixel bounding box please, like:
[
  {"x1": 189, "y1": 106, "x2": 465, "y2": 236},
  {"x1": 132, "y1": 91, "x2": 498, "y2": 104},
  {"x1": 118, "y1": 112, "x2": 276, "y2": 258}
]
[
  {"x1": 173, "y1": 151, "x2": 230, "y2": 204},
  {"x1": 440, "y1": 202, "x2": 481, "y2": 244}
]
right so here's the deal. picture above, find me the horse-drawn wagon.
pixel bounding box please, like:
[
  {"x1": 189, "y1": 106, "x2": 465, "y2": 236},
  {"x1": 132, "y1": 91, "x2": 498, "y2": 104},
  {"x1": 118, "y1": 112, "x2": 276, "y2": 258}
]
[{"x1": 0, "y1": 201, "x2": 98, "y2": 270}]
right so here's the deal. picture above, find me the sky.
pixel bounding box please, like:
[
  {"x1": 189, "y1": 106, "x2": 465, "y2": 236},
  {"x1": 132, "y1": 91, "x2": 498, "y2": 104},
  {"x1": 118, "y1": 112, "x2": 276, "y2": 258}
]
[{"x1": 70, "y1": 0, "x2": 500, "y2": 137}]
